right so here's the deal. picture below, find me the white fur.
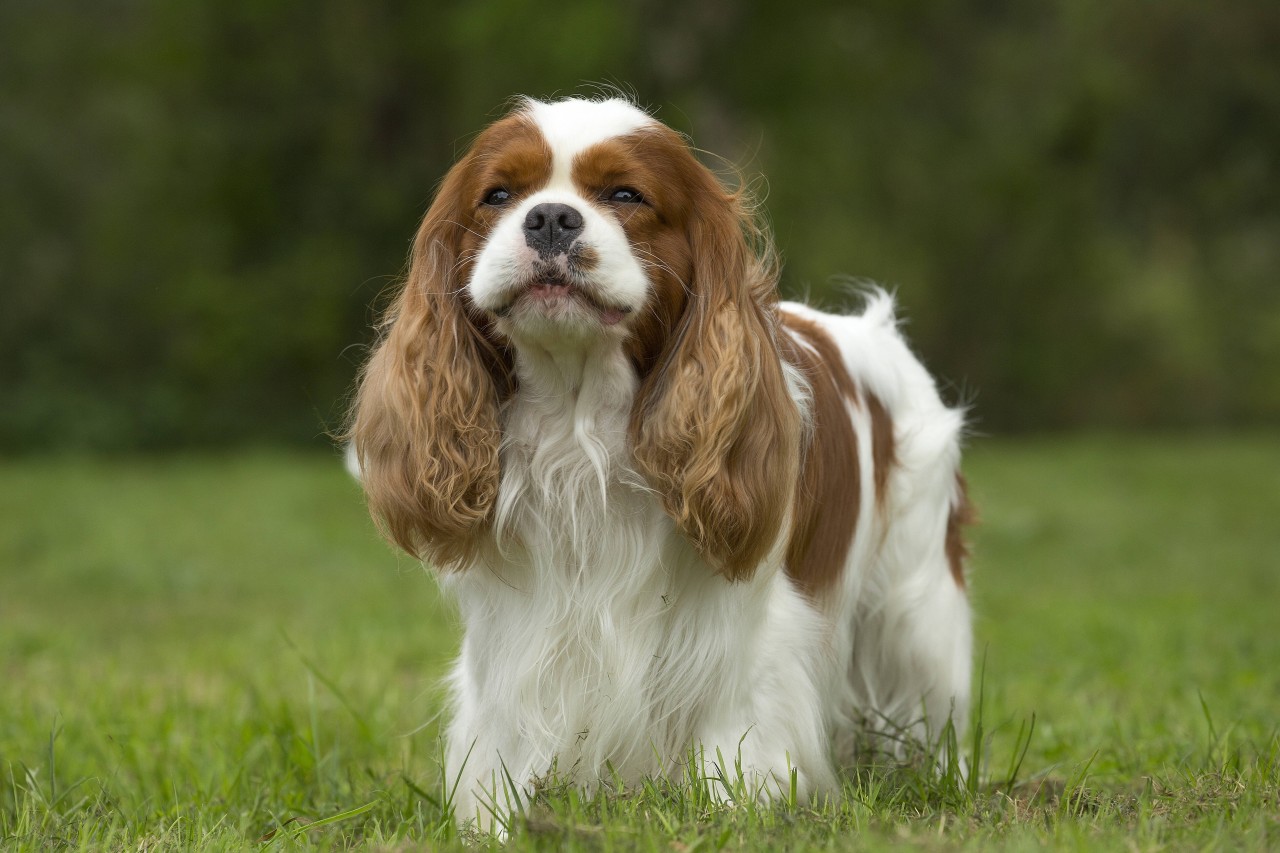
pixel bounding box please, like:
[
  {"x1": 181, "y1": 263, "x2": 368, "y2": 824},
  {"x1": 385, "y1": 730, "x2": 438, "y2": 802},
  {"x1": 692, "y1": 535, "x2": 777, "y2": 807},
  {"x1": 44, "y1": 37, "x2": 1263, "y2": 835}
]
[
  {"x1": 467, "y1": 184, "x2": 651, "y2": 329},
  {"x1": 442, "y1": 339, "x2": 835, "y2": 828},
  {"x1": 405, "y1": 99, "x2": 971, "y2": 831}
]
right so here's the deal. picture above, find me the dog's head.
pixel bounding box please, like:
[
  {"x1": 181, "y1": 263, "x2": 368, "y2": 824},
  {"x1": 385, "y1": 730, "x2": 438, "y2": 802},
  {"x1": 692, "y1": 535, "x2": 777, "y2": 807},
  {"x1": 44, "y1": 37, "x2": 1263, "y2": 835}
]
[{"x1": 349, "y1": 97, "x2": 800, "y2": 575}]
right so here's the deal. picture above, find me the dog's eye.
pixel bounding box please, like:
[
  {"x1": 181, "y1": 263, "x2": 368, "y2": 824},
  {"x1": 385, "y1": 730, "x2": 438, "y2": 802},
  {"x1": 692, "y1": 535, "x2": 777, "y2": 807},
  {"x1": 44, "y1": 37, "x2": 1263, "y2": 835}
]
[
  {"x1": 483, "y1": 188, "x2": 511, "y2": 206},
  {"x1": 606, "y1": 187, "x2": 644, "y2": 204}
]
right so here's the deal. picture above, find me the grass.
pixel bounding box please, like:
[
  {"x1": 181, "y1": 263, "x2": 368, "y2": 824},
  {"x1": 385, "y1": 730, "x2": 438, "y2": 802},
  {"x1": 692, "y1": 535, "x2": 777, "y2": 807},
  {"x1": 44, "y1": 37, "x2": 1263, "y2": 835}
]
[{"x1": 2, "y1": 436, "x2": 1278, "y2": 849}]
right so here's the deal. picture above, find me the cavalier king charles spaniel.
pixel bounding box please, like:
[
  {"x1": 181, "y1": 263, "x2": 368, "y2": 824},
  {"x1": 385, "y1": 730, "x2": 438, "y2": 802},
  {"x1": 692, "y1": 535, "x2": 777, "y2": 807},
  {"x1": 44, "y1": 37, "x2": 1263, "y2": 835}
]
[{"x1": 348, "y1": 96, "x2": 973, "y2": 829}]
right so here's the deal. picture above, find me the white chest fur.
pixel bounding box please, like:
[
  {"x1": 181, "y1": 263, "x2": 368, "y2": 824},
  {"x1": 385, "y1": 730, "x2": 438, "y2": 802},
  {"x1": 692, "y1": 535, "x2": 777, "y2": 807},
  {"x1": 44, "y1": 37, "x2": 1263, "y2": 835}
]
[
  {"x1": 444, "y1": 343, "x2": 692, "y2": 783},
  {"x1": 439, "y1": 340, "x2": 832, "y2": 823}
]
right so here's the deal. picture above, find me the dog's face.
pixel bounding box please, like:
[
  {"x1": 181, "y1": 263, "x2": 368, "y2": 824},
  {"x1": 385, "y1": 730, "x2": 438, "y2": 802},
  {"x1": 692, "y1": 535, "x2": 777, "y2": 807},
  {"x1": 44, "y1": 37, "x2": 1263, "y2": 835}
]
[
  {"x1": 466, "y1": 100, "x2": 652, "y2": 344},
  {"x1": 436, "y1": 99, "x2": 709, "y2": 366}
]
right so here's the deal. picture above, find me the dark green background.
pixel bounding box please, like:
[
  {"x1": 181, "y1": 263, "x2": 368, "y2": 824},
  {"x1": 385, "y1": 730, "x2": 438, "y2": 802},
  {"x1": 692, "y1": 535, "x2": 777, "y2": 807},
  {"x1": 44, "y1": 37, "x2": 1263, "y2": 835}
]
[{"x1": 4, "y1": 1, "x2": 1277, "y2": 450}]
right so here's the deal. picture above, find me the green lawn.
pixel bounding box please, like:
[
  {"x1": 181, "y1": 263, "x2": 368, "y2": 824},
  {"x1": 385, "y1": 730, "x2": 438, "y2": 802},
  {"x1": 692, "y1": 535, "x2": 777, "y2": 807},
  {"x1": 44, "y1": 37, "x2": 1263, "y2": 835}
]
[{"x1": 2, "y1": 437, "x2": 1278, "y2": 850}]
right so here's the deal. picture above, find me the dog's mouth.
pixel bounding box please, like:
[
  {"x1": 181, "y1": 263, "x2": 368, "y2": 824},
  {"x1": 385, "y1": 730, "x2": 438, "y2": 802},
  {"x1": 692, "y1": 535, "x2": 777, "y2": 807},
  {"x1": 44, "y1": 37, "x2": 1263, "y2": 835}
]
[{"x1": 497, "y1": 277, "x2": 633, "y2": 327}]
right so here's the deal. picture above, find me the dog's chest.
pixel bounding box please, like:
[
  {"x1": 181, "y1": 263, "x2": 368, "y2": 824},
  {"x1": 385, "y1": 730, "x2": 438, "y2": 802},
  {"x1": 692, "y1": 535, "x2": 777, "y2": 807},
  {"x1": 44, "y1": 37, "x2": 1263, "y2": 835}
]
[
  {"x1": 495, "y1": 354, "x2": 653, "y2": 572},
  {"x1": 453, "y1": 376, "x2": 723, "y2": 771}
]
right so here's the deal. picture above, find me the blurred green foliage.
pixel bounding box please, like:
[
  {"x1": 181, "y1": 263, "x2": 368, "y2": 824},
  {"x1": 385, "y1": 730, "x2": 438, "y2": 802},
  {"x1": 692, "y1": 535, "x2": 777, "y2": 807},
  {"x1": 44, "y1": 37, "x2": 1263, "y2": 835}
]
[{"x1": 2, "y1": 1, "x2": 1277, "y2": 449}]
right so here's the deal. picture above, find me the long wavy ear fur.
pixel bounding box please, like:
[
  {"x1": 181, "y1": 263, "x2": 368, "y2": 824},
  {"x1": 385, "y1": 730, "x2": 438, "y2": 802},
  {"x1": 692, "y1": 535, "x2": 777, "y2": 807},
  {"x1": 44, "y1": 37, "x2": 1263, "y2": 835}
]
[
  {"x1": 630, "y1": 164, "x2": 801, "y2": 580},
  {"x1": 347, "y1": 170, "x2": 508, "y2": 569}
]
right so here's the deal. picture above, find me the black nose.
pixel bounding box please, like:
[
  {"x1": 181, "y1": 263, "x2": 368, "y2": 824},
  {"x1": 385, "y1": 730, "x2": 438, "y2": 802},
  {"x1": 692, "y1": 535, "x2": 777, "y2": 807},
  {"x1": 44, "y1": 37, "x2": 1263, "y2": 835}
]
[{"x1": 523, "y1": 203, "x2": 584, "y2": 257}]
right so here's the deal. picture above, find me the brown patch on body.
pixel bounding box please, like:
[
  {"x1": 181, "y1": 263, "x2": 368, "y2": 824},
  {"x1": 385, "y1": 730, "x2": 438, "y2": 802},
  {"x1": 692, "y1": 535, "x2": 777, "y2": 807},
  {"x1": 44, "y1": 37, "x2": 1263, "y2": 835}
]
[
  {"x1": 865, "y1": 391, "x2": 896, "y2": 510},
  {"x1": 778, "y1": 313, "x2": 863, "y2": 599},
  {"x1": 945, "y1": 473, "x2": 975, "y2": 589}
]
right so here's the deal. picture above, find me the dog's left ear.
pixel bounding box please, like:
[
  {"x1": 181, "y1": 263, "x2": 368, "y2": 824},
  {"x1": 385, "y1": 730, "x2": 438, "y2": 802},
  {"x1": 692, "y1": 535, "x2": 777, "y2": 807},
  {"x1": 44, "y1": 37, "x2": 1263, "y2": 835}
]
[{"x1": 630, "y1": 159, "x2": 801, "y2": 581}]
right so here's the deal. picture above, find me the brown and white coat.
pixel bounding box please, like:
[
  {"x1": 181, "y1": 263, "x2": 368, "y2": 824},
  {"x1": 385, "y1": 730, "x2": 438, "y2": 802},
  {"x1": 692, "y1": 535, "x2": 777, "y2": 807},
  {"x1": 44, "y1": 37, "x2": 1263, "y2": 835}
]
[{"x1": 349, "y1": 97, "x2": 972, "y2": 830}]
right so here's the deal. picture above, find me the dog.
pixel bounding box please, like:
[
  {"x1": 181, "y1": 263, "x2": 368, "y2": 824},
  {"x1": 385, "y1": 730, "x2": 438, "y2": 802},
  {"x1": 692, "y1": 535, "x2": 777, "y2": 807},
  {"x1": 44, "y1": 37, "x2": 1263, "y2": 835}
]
[{"x1": 347, "y1": 96, "x2": 973, "y2": 828}]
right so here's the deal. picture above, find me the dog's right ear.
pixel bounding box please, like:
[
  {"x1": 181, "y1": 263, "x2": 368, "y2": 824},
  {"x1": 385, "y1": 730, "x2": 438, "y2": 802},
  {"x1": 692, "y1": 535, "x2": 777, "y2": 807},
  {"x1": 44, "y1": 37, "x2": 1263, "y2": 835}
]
[{"x1": 347, "y1": 163, "x2": 509, "y2": 570}]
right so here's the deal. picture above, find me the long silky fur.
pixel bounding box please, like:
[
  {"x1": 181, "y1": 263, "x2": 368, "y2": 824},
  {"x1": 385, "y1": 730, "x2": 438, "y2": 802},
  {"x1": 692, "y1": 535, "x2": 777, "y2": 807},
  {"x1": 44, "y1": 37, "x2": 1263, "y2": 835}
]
[
  {"x1": 347, "y1": 168, "x2": 509, "y2": 569},
  {"x1": 630, "y1": 178, "x2": 802, "y2": 581},
  {"x1": 346, "y1": 97, "x2": 974, "y2": 834}
]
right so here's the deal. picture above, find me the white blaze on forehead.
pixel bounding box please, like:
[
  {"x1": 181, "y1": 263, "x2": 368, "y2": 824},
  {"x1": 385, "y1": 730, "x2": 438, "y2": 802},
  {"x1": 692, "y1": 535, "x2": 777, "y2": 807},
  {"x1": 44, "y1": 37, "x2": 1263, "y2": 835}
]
[{"x1": 525, "y1": 98, "x2": 654, "y2": 189}]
